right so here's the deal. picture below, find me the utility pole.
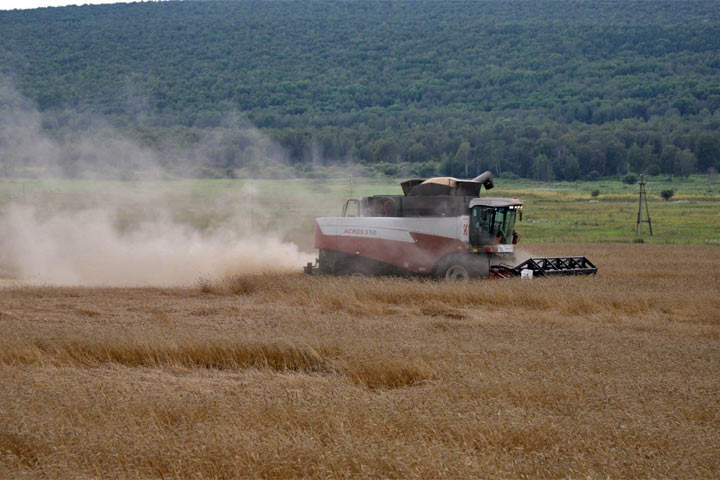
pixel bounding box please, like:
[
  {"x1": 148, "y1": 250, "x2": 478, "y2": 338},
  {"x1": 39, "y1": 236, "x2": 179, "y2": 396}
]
[{"x1": 636, "y1": 174, "x2": 653, "y2": 236}]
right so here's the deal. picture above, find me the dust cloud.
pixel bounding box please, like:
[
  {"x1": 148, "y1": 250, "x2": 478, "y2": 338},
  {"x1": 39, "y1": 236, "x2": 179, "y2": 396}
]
[
  {"x1": 0, "y1": 205, "x2": 313, "y2": 286},
  {"x1": 513, "y1": 247, "x2": 543, "y2": 264},
  {"x1": 0, "y1": 79, "x2": 317, "y2": 286}
]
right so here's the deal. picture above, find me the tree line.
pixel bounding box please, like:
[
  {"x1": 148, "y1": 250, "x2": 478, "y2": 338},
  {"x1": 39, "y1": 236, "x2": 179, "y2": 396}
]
[{"x1": 1, "y1": 0, "x2": 719, "y2": 179}]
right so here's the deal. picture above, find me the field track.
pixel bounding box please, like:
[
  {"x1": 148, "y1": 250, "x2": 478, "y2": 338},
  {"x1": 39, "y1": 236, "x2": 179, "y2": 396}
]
[{"x1": 1, "y1": 243, "x2": 718, "y2": 478}]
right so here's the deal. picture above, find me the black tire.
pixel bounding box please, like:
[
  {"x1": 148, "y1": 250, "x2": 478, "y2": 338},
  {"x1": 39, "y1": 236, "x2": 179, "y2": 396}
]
[
  {"x1": 437, "y1": 254, "x2": 490, "y2": 281},
  {"x1": 444, "y1": 264, "x2": 470, "y2": 282}
]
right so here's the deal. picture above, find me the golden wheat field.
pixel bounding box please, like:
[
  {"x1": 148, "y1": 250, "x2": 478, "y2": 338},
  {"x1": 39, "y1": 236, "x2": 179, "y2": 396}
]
[{"x1": 1, "y1": 243, "x2": 719, "y2": 479}]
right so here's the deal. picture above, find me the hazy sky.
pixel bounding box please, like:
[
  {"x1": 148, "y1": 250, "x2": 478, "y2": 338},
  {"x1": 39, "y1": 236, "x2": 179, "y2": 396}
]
[{"x1": 1, "y1": 0, "x2": 149, "y2": 10}]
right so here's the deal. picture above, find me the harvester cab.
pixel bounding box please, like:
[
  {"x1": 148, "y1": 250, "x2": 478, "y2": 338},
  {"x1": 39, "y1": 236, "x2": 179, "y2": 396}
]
[
  {"x1": 469, "y1": 198, "x2": 522, "y2": 251},
  {"x1": 305, "y1": 171, "x2": 597, "y2": 279}
]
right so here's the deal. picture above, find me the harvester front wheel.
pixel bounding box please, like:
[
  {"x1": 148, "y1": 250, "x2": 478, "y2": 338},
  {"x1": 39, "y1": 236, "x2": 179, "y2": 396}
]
[{"x1": 444, "y1": 265, "x2": 470, "y2": 282}]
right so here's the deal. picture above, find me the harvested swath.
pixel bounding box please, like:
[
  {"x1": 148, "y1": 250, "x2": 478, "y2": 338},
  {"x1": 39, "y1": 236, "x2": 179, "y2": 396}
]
[
  {"x1": 0, "y1": 338, "x2": 433, "y2": 389},
  {"x1": 0, "y1": 338, "x2": 330, "y2": 372},
  {"x1": 344, "y1": 358, "x2": 433, "y2": 389}
]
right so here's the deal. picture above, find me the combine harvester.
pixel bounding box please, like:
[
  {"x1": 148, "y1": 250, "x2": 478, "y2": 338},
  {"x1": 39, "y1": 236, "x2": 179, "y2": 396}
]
[{"x1": 304, "y1": 172, "x2": 597, "y2": 280}]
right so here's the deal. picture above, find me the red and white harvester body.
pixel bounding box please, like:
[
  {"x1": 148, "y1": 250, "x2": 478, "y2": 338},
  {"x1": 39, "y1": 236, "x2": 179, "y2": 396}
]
[{"x1": 305, "y1": 172, "x2": 596, "y2": 279}]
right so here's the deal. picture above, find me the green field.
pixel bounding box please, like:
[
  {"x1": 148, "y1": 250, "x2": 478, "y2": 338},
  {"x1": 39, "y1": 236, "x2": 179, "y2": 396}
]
[
  {"x1": 0, "y1": 175, "x2": 718, "y2": 247},
  {"x1": 491, "y1": 176, "x2": 720, "y2": 245}
]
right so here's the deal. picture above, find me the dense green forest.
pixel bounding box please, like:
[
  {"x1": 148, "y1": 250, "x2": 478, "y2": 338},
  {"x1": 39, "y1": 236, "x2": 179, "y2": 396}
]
[{"x1": 1, "y1": 0, "x2": 719, "y2": 179}]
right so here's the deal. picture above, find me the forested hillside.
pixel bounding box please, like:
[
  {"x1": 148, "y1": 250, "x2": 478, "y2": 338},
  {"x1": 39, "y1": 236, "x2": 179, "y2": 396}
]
[{"x1": 1, "y1": 0, "x2": 719, "y2": 179}]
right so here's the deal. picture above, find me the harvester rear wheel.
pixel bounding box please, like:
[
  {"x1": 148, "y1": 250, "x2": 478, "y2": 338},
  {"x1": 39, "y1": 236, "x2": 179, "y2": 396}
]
[{"x1": 444, "y1": 265, "x2": 470, "y2": 282}]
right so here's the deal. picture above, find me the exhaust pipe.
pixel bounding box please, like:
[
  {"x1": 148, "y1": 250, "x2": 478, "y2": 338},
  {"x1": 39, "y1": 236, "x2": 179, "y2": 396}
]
[{"x1": 472, "y1": 171, "x2": 494, "y2": 190}]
